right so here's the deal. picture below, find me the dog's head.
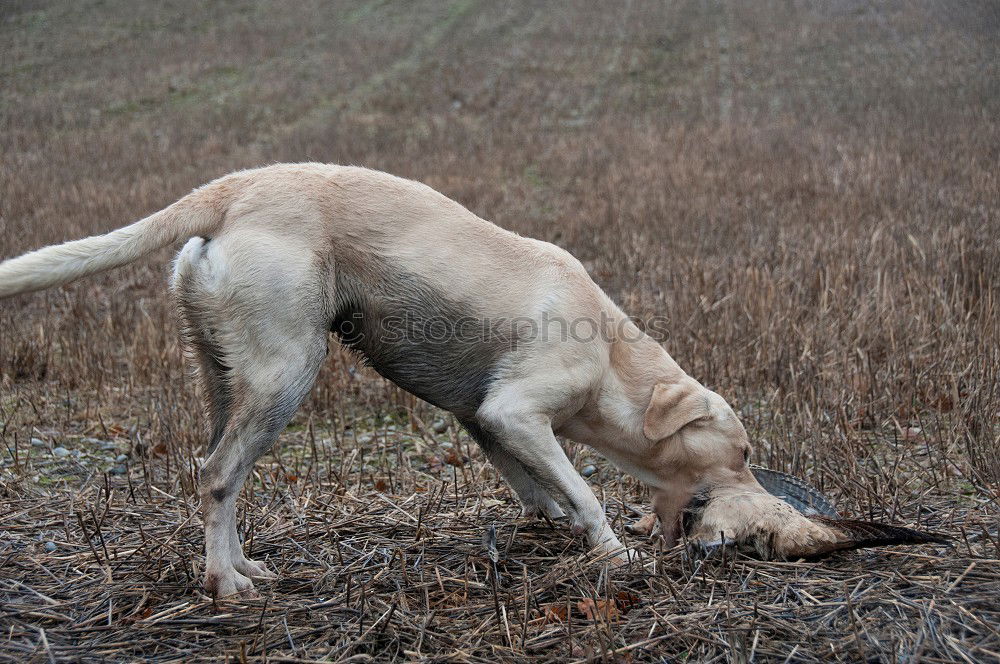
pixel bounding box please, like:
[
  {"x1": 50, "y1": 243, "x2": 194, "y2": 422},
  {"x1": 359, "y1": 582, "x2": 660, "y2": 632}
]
[
  {"x1": 640, "y1": 378, "x2": 949, "y2": 557},
  {"x1": 641, "y1": 377, "x2": 767, "y2": 545}
]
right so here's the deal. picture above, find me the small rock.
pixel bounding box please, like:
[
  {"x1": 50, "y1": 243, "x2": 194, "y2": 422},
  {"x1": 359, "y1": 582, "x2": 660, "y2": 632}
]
[
  {"x1": 70, "y1": 449, "x2": 82, "y2": 458},
  {"x1": 44, "y1": 541, "x2": 57, "y2": 552},
  {"x1": 431, "y1": 419, "x2": 448, "y2": 434},
  {"x1": 357, "y1": 434, "x2": 374, "y2": 444},
  {"x1": 110, "y1": 465, "x2": 127, "y2": 475},
  {"x1": 31, "y1": 438, "x2": 46, "y2": 447},
  {"x1": 52, "y1": 446, "x2": 70, "y2": 458},
  {"x1": 115, "y1": 454, "x2": 128, "y2": 463},
  {"x1": 581, "y1": 464, "x2": 598, "y2": 478},
  {"x1": 84, "y1": 437, "x2": 117, "y2": 450}
]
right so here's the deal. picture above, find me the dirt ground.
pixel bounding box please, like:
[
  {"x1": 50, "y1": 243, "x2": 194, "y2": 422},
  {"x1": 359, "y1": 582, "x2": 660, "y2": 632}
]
[{"x1": 1, "y1": 1, "x2": 998, "y2": 661}]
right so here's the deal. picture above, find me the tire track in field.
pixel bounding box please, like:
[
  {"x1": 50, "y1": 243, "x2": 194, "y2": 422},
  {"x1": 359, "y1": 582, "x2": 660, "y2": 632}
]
[
  {"x1": 573, "y1": 0, "x2": 635, "y2": 125},
  {"x1": 252, "y1": 0, "x2": 482, "y2": 149},
  {"x1": 699, "y1": 0, "x2": 733, "y2": 125},
  {"x1": 716, "y1": 0, "x2": 733, "y2": 124},
  {"x1": 460, "y1": 1, "x2": 551, "y2": 108}
]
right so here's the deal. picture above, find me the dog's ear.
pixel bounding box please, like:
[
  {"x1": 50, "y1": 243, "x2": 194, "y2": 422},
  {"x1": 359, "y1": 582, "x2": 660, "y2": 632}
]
[{"x1": 643, "y1": 380, "x2": 712, "y2": 441}]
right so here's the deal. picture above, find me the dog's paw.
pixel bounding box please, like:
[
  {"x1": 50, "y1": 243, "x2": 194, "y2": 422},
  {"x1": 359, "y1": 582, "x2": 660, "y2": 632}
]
[
  {"x1": 610, "y1": 546, "x2": 641, "y2": 567},
  {"x1": 205, "y1": 568, "x2": 257, "y2": 599},
  {"x1": 591, "y1": 543, "x2": 640, "y2": 568},
  {"x1": 625, "y1": 512, "x2": 659, "y2": 538},
  {"x1": 234, "y1": 556, "x2": 277, "y2": 580},
  {"x1": 586, "y1": 528, "x2": 636, "y2": 566}
]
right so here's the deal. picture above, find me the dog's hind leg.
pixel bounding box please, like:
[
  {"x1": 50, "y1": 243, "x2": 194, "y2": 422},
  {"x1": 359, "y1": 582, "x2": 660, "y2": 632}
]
[
  {"x1": 200, "y1": 343, "x2": 324, "y2": 597},
  {"x1": 172, "y1": 238, "x2": 233, "y2": 452},
  {"x1": 178, "y1": 235, "x2": 329, "y2": 597}
]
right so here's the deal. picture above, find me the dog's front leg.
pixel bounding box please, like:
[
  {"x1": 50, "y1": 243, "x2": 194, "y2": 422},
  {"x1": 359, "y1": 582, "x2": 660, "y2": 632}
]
[
  {"x1": 476, "y1": 400, "x2": 625, "y2": 557},
  {"x1": 462, "y1": 420, "x2": 565, "y2": 519}
]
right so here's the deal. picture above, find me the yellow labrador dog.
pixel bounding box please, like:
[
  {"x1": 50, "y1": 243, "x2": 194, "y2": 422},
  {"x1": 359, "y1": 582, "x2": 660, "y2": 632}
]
[{"x1": 0, "y1": 164, "x2": 765, "y2": 597}]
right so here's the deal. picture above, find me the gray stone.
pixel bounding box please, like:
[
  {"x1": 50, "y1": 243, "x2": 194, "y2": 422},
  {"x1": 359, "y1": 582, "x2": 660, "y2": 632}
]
[
  {"x1": 84, "y1": 437, "x2": 117, "y2": 450},
  {"x1": 581, "y1": 464, "x2": 598, "y2": 478},
  {"x1": 44, "y1": 541, "x2": 57, "y2": 552},
  {"x1": 431, "y1": 419, "x2": 449, "y2": 434},
  {"x1": 52, "y1": 447, "x2": 70, "y2": 458},
  {"x1": 31, "y1": 438, "x2": 46, "y2": 447},
  {"x1": 111, "y1": 465, "x2": 127, "y2": 475},
  {"x1": 115, "y1": 454, "x2": 128, "y2": 463}
]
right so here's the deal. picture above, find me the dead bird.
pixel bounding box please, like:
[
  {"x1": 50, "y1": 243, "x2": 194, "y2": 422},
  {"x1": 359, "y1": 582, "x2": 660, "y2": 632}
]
[{"x1": 678, "y1": 466, "x2": 950, "y2": 559}]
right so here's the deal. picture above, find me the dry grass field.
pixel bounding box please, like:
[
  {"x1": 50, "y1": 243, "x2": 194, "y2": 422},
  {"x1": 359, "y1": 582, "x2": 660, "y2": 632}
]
[{"x1": 2, "y1": 0, "x2": 999, "y2": 661}]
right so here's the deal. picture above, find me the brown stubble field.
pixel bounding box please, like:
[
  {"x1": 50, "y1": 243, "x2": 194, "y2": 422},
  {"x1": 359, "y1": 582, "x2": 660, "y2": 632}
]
[{"x1": 1, "y1": 1, "x2": 998, "y2": 662}]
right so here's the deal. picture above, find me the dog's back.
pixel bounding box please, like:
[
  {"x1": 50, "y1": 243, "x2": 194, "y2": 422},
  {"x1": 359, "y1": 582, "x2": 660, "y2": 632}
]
[{"x1": 0, "y1": 163, "x2": 626, "y2": 597}]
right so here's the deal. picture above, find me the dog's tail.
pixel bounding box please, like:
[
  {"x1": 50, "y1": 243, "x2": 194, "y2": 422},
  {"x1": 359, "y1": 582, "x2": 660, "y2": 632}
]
[{"x1": 0, "y1": 176, "x2": 241, "y2": 298}]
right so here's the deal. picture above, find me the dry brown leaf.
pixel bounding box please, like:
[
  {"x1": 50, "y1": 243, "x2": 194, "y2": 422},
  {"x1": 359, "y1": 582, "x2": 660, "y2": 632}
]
[
  {"x1": 577, "y1": 598, "x2": 620, "y2": 622},
  {"x1": 125, "y1": 607, "x2": 153, "y2": 624},
  {"x1": 541, "y1": 603, "x2": 568, "y2": 623},
  {"x1": 615, "y1": 590, "x2": 641, "y2": 612}
]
